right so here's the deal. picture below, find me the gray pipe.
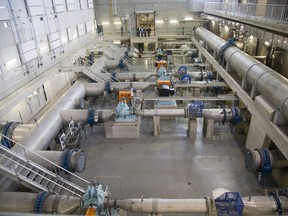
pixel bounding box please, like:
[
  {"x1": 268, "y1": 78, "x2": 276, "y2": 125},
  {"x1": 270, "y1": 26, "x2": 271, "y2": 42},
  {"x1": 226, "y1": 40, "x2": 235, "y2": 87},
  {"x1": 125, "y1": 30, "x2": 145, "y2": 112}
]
[
  {"x1": 136, "y1": 108, "x2": 234, "y2": 122},
  {"x1": 195, "y1": 27, "x2": 288, "y2": 121},
  {"x1": 105, "y1": 60, "x2": 123, "y2": 70},
  {"x1": 136, "y1": 109, "x2": 186, "y2": 117},
  {"x1": 113, "y1": 72, "x2": 152, "y2": 81},
  {"x1": 0, "y1": 192, "x2": 80, "y2": 214},
  {"x1": 115, "y1": 198, "x2": 207, "y2": 213},
  {"x1": 60, "y1": 109, "x2": 114, "y2": 124},
  {"x1": 112, "y1": 82, "x2": 151, "y2": 91},
  {"x1": 31, "y1": 149, "x2": 86, "y2": 173},
  {"x1": 15, "y1": 81, "x2": 104, "y2": 151}
]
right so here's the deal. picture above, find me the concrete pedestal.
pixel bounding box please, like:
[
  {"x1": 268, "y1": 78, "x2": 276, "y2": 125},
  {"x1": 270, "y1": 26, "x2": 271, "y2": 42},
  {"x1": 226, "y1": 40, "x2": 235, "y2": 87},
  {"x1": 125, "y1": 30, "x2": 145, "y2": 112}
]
[
  {"x1": 246, "y1": 116, "x2": 271, "y2": 149},
  {"x1": 272, "y1": 169, "x2": 288, "y2": 187},
  {"x1": 104, "y1": 117, "x2": 141, "y2": 138},
  {"x1": 203, "y1": 118, "x2": 214, "y2": 138},
  {"x1": 246, "y1": 95, "x2": 275, "y2": 149},
  {"x1": 193, "y1": 88, "x2": 200, "y2": 97},
  {"x1": 187, "y1": 118, "x2": 197, "y2": 138},
  {"x1": 153, "y1": 116, "x2": 160, "y2": 137}
]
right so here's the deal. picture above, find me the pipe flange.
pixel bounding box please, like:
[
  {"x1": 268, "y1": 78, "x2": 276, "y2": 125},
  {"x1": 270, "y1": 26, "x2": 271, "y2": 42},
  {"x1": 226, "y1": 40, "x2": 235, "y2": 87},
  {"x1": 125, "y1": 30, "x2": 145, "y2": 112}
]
[
  {"x1": 33, "y1": 191, "x2": 50, "y2": 213},
  {"x1": 205, "y1": 196, "x2": 212, "y2": 215},
  {"x1": 270, "y1": 191, "x2": 283, "y2": 215},
  {"x1": 245, "y1": 149, "x2": 258, "y2": 171}
]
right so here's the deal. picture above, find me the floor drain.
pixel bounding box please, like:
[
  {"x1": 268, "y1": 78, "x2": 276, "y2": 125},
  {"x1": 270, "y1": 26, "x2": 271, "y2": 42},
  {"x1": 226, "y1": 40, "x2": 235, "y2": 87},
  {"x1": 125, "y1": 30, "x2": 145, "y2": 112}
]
[
  {"x1": 187, "y1": 182, "x2": 191, "y2": 185},
  {"x1": 119, "y1": 147, "x2": 123, "y2": 150}
]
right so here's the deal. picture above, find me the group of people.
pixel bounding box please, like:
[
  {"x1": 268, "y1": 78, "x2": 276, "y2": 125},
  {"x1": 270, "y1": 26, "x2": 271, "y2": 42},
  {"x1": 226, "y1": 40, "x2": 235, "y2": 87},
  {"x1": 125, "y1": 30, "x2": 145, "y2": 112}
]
[{"x1": 136, "y1": 26, "x2": 151, "y2": 37}]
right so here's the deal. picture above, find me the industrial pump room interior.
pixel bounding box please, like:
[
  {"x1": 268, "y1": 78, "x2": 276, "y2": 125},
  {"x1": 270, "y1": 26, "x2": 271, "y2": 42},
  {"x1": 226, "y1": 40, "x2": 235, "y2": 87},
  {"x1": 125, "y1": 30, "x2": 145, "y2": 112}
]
[{"x1": 0, "y1": 0, "x2": 288, "y2": 215}]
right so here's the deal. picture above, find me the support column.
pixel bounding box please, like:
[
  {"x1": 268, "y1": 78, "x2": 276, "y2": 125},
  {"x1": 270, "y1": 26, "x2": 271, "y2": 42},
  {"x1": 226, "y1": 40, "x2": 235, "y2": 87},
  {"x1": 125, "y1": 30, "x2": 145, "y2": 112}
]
[
  {"x1": 246, "y1": 116, "x2": 271, "y2": 149},
  {"x1": 187, "y1": 118, "x2": 197, "y2": 138},
  {"x1": 203, "y1": 118, "x2": 214, "y2": 138},
  {"x1": 153, "y1": 116, "x2": 160, "y2": 137}
]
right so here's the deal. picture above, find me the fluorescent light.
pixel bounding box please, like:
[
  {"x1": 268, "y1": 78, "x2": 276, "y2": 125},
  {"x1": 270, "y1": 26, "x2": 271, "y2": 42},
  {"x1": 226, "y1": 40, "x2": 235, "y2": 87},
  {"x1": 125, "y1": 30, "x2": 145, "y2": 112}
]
[
  {"x1": 169, "y1": 19, "x2": 178, "y2": 24},
  {"x1": 40, "y1": 45, "x2": 48, "y2": 51},
  {"x1": 0, "y1": 6, "x2": 5, "y2": 9},
  {"x1": 113, "y1": 40, "x2": 121, "y2": 44},
  {"x1": 5, "y1": 58, "x2": 17, "y2": 66},
  {"x1": 3, "y1": 22, "x2": 8, "y2": 28},
  {"x1": 264, "y1": 41, "x2": 270, "y2": 46},
  {"x1": 114, "y1": 21, "x2": 121, "y2": 25},
  {"x1": 102, "y1": 21, "x2": 109, "y2": 25},
  {"x1": 61, "y1": 37, "x2": 68, "y2": 43},
  {"x1": 184, "y1": 17, "x2": 193, "y2": 21},
  {"x1": 155, "y1": 20, "x2": 163, "y2": 24},
  {"x1": 249, "y1": 35, "x2": 254, "y2": 40}
]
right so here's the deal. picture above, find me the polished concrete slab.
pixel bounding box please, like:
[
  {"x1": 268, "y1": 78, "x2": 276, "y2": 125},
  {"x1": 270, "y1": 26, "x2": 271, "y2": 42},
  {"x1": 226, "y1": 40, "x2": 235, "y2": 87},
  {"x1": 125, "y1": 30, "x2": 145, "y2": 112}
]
[{"x1": 76, "y1": 58, "x2": 278, "y2": 215}]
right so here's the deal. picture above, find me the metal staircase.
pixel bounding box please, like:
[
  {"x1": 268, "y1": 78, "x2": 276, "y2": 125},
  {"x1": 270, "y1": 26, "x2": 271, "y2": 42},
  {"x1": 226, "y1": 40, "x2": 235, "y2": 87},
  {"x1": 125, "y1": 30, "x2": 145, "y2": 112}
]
[
  {"x1": 102, "y1": 42, "x2": 135, "y2": 71},
  {"x1": 0, "y1": 135, "x2": 89, "y2": 198},
  {"x1": 81, "y1": 57, "x2": 121, "y2": 83}
]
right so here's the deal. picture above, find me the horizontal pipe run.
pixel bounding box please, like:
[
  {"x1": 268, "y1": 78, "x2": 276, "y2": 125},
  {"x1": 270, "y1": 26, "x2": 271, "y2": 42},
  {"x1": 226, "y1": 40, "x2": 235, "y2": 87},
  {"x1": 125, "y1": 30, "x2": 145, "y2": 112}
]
[
  {"x1": 60, "y1": 109, "x2": 114, "y2": 125},
  {"x1": 115, "y1": 199, "x2": 207, "y2": 213},
  {"x1": 0, "y1": 192, "x2": 80, "y2": 214},
  {"x1": 136, "y1": 109, "x2": 186, "y2": 117},
  {"x1": 113, "y1": 72, "x2": 152, "y2": 81},
  {"x1": 143, "y1": 95, "x2": 238, "y2": 101},
  {"x1": 112, "y1": 82, "x2": 151, "y2": 91}
]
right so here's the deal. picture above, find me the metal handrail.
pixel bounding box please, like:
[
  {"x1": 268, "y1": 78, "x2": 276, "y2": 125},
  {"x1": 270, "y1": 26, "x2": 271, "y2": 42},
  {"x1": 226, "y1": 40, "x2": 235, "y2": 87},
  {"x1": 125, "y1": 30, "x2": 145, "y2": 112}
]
[
  {"x1": 204, "y1": 2, "x2": 288, "y2": 23},
  {"x1": 0, "y1": 133, "x2": 89, "y2": 194},
  {"x1": 81, "y1": 57, "x2": 122, "y2": 83}
]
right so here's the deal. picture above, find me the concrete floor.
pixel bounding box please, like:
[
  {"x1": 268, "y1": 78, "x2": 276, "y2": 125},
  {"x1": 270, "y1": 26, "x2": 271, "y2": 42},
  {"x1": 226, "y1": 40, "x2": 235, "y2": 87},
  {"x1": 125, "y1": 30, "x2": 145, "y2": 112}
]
[{"x1": 76, "y1": 57, "x2": 277, "y2": 215}]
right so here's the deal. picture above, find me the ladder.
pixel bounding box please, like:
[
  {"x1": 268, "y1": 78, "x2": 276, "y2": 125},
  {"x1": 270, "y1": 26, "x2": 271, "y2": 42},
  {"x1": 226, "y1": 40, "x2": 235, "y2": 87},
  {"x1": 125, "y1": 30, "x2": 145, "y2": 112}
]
[{"x1": 0, "y1": 140, "x2": 88, "y2": 198}]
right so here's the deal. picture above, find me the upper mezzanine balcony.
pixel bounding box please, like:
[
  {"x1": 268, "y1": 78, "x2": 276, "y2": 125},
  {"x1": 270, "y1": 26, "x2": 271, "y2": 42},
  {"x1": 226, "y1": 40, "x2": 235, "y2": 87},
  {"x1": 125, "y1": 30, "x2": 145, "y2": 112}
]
[{"x1": 204, "y1": 2, "x2": 288, "y2": 35}]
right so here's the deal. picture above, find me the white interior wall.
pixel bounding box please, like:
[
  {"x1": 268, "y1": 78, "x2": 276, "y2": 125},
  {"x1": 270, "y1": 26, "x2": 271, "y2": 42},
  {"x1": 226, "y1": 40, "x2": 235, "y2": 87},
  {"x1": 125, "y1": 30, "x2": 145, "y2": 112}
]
[
  {"x1": 1, "y1": 72, "x2": 75, "y2": 123},
  {"x1": 0, "y1": 0, "x2": 96, "y2": 95}
]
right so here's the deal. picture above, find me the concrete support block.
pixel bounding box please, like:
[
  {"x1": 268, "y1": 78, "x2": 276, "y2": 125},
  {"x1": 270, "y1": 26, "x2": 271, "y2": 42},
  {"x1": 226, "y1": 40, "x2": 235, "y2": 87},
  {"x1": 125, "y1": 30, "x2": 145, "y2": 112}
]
[
  {"x1": 271, "y1": 169, "x2": 288, "y2": 187},
  {"x1": 104, "y1": 117, "x2": 141, "y2": 138},
  {"x1": 193, "y1": 88, "x2": 200, "y2": 97},
  {"x1": 255, "y1": 95, "x2": 276, "y2": 121},
  {"x1": 203, "y1": 118, "x2": 214, "y2": 138},
  {"x1": 187, "y1": 118, "x2": 197, "y2": 138},
  {"x1": 246, "y1": 116, "x2": 271, "y2": 149},
  {"x1": 153, "y1": 116, "x2": 160, "y2": 137}
]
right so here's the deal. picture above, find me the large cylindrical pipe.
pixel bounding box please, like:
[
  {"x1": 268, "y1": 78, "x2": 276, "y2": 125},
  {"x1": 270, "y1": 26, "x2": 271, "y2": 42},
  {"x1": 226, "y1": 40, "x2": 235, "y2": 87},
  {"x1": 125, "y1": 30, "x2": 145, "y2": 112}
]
[
  {"x1": 195, "y1": 27, "x2": 288, "y2": 121},
  {"x1": 136, "y1": 109, "x2": 186, "y2": 117},
  {"x1": 115, "y1": 199, "x2": 207, "y2": 213},
  {"x1": 112, "y1": 82, "x2": 151, "y2": 91},
  {"x1": 202, "y1": 108, "x2": 233, "y2": 122},
  {"x1": 60, "y1": 109, "x2": 114, "y2": 125},
  {"x1": 14, "y1": 81, "x2": 104, "y2": 151},
  {"x1": 0, "y1": 192, "x2": 80, "y2": 214},
  {"x1": 242, "y1": 195, "x2": 288, "y2": 215},
  {"x1": 105, "y1": 60, "x2": 123, "y2": 70},
  {"x1": 113, "y1": 72, "x2": 152, "y2": 81},
  {"x1": 11, "y1": 124, "x2": 35, "y2": 142},
  {"x1": 31, "y1": 149, "x2": 86, "y2": 173}
]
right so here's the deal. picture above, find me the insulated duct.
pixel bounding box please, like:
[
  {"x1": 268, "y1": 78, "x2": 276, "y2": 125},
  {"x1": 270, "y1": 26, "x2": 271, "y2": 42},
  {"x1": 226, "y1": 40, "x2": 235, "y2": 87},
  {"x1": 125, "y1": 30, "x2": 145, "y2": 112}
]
[{"x1": 194, "y1": 27, "x2": 288, "y2": 121}]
